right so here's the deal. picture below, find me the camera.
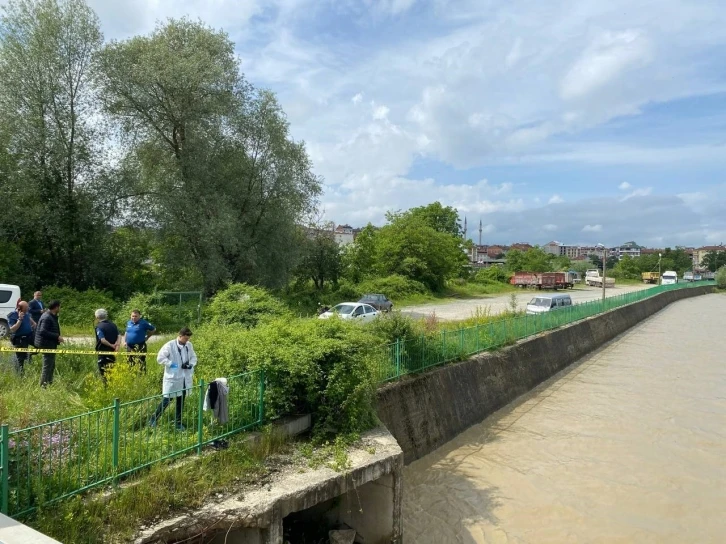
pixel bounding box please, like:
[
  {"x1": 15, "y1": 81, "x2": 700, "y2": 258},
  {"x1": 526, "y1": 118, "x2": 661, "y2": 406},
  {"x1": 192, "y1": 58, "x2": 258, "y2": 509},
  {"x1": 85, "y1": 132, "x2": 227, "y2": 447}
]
[{"x1": 181, "y1": 362, "x2": 192, "y2": 370}]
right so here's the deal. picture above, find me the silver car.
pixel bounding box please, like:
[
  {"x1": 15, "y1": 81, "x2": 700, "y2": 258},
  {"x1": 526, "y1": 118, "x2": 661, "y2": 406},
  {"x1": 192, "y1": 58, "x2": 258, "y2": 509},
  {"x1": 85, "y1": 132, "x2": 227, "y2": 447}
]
[{"x1": 318, "y1": 302, "x2": 379, "y2": 322}]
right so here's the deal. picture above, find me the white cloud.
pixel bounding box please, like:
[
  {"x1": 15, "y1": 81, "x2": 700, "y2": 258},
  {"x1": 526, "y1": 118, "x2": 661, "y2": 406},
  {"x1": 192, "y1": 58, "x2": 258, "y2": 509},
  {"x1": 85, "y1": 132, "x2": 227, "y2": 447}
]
[
  {"x1": 543, "y1": 224, "x2": 558, "y2": 232},
  {"x1": 560, "y1": 30, "x2": 653, "y2": 101},
  {"x1": 620, "y1": 187, "x2": 653, "y2": 201},
  {"x1": 352, "y1": 93, "x2": 363, "y2": 105},
  {"x1": 582, "y1": 224, "x2": 603, "y2": 233},
  {"x1": 372, "y1": 103, "x2": 390, "y2": 120},
  {"x1": 619, "y1": 182, "x2": 632, "y2": 190},
  {"x1": 548, "y1": 194, "x2": 564, "y2": 204}
]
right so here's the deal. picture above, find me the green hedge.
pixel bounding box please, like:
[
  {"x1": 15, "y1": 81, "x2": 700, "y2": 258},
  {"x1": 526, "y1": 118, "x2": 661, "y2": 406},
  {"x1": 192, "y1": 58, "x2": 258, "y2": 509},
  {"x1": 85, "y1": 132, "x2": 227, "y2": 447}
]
[{"x1": 41, "y1": 286, "x2": 119, "y2": 328}]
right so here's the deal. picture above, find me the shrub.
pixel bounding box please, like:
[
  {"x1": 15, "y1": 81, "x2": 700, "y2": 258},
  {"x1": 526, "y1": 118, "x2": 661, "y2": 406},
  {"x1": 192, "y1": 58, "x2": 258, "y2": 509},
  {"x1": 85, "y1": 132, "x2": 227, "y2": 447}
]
[
  {"x1": 368, "y1": 311, "x2": 421, "y2": 343},
  {"x1": 192, "y1": 317, "x2": 378, "y2": 436},
  {"x1": 473, "y1": 266, "x2": 509, "y2": 284},
  {"x1": 206, "y1": 284, "x2": 289, "y2": 328},
  {"x1": 42, "y1": 286, "x2": 119, "y2": 328},
  {"x1": 716, "y1": 266, "x2": 726, "y2": 288},
  {"x1": 121, "y1": 292, "x2": 200, "y2": 333},
  {"x1": 357, "y1": 274, "x2": 427, "y2": 301}
]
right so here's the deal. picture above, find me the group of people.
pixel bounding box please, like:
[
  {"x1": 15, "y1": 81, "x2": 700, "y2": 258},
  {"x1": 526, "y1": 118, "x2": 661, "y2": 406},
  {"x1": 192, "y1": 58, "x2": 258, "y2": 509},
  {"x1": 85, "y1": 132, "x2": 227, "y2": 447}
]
[{"x1": 7, "y1": 292, "x2": 198, "y2": 429}]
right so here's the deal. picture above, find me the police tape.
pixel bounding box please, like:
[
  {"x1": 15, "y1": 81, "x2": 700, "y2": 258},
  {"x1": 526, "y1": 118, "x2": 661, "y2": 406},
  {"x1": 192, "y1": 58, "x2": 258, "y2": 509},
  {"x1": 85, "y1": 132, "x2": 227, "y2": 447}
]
[{"x1": 0, "y1": 346, "x2": 158, "y2": 357}]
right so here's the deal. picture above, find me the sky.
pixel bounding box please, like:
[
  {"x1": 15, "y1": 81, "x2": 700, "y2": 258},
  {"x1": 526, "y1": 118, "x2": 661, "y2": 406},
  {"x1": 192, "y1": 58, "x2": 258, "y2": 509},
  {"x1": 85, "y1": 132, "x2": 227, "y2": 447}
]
[{"x1": 31, "y1": 0, "x2": 726, "y2": 247}]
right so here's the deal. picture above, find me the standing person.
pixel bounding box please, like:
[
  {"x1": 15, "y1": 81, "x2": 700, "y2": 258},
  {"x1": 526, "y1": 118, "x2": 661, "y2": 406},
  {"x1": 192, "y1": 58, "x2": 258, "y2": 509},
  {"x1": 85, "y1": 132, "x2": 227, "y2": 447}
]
[
  {"x1": 35, "y1": 300, "x2": 63, "y2": 387},
  {"x1": 149, "y1": 327, "x2": 197, "y2": 430},
  {"x1": 8, "y1": 300, "x2": 36, "y2": 374},
  {"x1": 27, "y1": 291, "x2": 45, "y2": 325},
  {"x1": 124, "y1": 309, "x2": 156, "y2": 372},
  {"x1": 94, "y1": 309, "x2": 119, "y2": 384}
]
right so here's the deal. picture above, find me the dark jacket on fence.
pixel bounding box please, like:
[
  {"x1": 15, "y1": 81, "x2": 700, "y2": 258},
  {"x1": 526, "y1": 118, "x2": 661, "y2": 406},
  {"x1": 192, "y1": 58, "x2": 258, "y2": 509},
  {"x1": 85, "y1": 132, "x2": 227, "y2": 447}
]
[{"x1": 35, "y1": 312, "x2": 61, "y2": 349}]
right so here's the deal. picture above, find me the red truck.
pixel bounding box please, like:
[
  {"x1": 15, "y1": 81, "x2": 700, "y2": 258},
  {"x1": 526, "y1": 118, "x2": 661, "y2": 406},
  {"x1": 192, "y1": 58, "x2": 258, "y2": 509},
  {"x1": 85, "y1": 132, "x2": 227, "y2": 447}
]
[{"x1": 510, "y1": 271, "x2": 575, "y2": 290}]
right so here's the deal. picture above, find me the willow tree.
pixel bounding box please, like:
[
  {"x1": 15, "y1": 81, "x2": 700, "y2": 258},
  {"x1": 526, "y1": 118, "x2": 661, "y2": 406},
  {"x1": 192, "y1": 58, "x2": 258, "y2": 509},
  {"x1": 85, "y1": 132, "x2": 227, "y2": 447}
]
[
  {"x1": 95, "y1": 19, "x2": 321, "y2": 291},
  {"x1": 0, "y1": 0, "x2": 108, "y2": 288}
]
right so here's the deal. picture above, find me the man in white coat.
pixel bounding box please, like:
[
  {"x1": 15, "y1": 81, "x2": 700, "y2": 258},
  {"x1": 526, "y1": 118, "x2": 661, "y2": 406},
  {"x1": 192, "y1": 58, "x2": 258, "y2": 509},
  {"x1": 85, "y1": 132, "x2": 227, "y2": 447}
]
[{"x1": 149, "y1": 327, "x2": 197, "y2": 430}]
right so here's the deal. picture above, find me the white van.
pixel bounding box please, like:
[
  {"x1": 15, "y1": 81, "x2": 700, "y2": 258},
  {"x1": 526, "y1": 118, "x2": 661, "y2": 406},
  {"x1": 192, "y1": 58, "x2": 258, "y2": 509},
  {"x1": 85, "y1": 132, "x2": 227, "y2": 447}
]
[
  {"x1": 526, "y1": 293, "x2": 573, "y2": 315},
  {"x1": 0, "y1": 284, "x2": 21, "y2": 338},
  {"x1": 661, "y1": 271, "x2": 678, "y2": 285}
]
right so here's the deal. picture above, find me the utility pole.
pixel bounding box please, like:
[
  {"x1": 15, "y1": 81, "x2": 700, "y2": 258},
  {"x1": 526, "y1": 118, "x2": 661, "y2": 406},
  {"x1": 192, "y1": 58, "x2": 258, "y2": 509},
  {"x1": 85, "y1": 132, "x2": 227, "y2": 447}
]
[
  {"x1": 602, "y1": 248, "x2": 607, "y2": 303},
  {"x1": 658, "y1": 253, "x2": 662, "y2": 285}
]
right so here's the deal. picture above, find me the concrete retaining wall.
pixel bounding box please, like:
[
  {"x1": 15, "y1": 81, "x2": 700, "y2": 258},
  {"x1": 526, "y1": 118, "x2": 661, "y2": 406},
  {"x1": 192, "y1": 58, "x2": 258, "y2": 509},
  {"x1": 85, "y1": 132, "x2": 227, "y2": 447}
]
[{"x1": 377, "y1": 286, "x2": 714, "y2": 464}]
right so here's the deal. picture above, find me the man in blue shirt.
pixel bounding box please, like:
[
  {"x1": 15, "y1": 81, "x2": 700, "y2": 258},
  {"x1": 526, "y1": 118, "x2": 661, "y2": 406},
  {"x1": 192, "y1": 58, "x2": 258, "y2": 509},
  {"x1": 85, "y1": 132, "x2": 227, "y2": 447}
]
[
  {"x1": 27, "y1": 291, "x2": 44, "y2": 325},
  {"x1": 8, "y1": 300, "x2": 36, "y2": 374},
  {"x1": 124, "y1": 309, "x2": 156, "y2": 372}
]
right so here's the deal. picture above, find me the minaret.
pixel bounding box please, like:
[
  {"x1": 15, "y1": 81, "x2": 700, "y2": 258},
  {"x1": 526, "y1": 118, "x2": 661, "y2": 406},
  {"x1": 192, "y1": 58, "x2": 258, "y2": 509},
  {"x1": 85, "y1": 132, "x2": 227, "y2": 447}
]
[
  {"x1": 479, "y1": 219, "x2": 482, "y2": 246},
  {"x1": 463, "y1": 216, "x2": 468, "y2": 240}
]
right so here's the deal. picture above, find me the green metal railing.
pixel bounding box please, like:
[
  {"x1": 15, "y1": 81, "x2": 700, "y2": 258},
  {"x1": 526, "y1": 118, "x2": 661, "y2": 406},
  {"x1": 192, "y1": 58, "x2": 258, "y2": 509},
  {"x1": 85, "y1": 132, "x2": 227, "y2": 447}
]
[
  {"x1": 0, "y1": 370, "x2": 263, "y2": 518},
  {"x1": 372, "y1": 281, "x2": 713, "y2": 383}
]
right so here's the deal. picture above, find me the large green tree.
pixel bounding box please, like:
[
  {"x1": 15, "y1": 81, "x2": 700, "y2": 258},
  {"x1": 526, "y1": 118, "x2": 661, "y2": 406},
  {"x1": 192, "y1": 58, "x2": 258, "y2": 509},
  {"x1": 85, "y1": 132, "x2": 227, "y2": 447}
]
[
  {"x1": 295, "y1": 225, "x2": 342, "y2": 291},
  {"x1": 0, "y1": 0, "x2": 111, "y2": 290},
  {"x1": 372, "y1": 211, "x2": 466, "y2": 291},
  {"x1": 95, "y1": 19, "x2": 320, "y2": 292},
  {"x1": 406, "y1": 201, "x2": 462, "y2": 238}
]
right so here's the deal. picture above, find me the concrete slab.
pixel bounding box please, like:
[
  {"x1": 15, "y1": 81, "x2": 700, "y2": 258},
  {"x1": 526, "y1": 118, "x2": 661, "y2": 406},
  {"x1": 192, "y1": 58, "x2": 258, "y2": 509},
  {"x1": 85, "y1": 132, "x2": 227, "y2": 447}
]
[
  {"x1": 0, "y1": 514, "x2": 61, "y2": 544},
  {"x1": 134, "y1": 427, "x2": 404, "y2": 544}
]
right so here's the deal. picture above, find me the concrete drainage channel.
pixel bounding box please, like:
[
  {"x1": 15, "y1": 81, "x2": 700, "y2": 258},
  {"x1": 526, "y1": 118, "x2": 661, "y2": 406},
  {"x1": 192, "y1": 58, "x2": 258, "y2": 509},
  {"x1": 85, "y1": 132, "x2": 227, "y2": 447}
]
[{"x1": 134, "y1": 423, "x2": 403, "y2": 544}]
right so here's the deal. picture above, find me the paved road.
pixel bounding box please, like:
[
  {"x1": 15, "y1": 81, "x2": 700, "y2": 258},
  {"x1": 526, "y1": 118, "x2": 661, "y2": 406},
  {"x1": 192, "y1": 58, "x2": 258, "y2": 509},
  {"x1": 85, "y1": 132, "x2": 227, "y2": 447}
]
[
  {"x1": 400, "y1": 282, "x2": 654, "y2": 321},
  {"x1": 403, "y1": 293, "x2": 726, "y2": 543}
]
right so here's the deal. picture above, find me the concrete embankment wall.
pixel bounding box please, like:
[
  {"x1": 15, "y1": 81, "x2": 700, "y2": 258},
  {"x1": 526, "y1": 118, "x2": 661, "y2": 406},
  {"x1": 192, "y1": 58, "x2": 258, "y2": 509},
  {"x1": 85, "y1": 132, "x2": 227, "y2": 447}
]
[{"x1": 377, "y1": 285, "x2": 714, "y2": 464}]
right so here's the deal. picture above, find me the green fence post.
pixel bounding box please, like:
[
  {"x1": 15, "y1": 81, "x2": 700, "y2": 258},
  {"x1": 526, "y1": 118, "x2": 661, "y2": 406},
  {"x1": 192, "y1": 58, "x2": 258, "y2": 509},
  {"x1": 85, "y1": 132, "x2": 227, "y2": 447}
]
[
  {"x1": 112, "y1": 398, "x2": 120, "y2": 482},
  {"x1": 395, "y1": 339, "x2": 401, "y2": 377},
  {"x1": 258, "y1": 371, "x2": 266, "y2": 424},
  {"x1": 475, "y1": 323, "x2": 480, "y2": 353},
  {"x1": 442, "y1": 330, "x2": 447, "y2": 361},
  {"x1": 1, "y1": 424, "x2": 8, "y2": 515},
  {"x1": 197, "y1": 380, "x2": 205, "y2": 455}
]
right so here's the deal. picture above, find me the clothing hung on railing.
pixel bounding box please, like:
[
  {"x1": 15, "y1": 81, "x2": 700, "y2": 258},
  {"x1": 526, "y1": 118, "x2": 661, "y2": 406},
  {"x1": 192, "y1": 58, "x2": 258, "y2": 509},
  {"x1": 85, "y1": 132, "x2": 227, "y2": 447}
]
[{"x1": 203, "y1": 378, "x2": 229, "y2": 424}]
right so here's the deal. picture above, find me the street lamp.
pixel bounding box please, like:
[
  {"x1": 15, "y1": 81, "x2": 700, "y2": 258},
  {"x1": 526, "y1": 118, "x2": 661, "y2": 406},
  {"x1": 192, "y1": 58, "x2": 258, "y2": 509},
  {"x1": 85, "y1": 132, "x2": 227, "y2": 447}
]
[
  {"x1": 597, "y1": 243, "x2": 607, "y2": 302},
  {"x1": 658, "y1": 253, "x2": 662, "y2": 286}
]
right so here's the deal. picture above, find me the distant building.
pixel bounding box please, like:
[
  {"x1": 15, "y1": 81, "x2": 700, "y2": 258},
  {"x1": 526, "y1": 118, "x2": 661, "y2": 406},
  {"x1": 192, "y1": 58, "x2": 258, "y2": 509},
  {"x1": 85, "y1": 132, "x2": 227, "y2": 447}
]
[
  {"x1": 509, "y1": 242, "x2": 533, "y2": 252},
  {"x1": 333, "y1": 224, "x2": 355, "y2": 245},
  {"x1": 543, "y1": 241, "x2": 564, "y2": 256},
  {"x1": 613, "y1": 241, "x2": 642, "y2": 260},
  {"x1": 486, "y1": 245, "x2": 506, "y2": 258},
  {"x1": 693, "y1": 245, "x2": 726, "y2": 268}
]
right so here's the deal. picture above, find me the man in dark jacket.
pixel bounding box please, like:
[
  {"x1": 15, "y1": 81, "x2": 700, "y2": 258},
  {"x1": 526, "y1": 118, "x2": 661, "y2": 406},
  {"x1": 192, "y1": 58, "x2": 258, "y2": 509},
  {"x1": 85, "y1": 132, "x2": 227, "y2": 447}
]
[
  {"x1": 35, "y1": 300, "x2": 64, "y2": 386},
  {"x1": 8, "y1": 300, "x2": 36, "y2": 374},
  {"x1": 94, "y1": 308, "x2": 119, "y2": 384}
]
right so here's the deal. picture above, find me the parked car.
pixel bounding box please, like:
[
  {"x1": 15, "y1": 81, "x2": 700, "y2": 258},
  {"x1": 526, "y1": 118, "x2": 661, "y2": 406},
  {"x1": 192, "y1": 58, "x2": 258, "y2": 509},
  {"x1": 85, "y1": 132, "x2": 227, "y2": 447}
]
[
  {"x1": 525, "y1": 294, "x2": 573, "y2": 315},
  {"x1": 0, "y1": 283, "x2": 21, "y2": 338},
  {"x1": 358, "y1": 293, "x2": 393, "y2": 312},
  {"x1": 318, "y1": 302, "x2": 379, "y2": 322}
]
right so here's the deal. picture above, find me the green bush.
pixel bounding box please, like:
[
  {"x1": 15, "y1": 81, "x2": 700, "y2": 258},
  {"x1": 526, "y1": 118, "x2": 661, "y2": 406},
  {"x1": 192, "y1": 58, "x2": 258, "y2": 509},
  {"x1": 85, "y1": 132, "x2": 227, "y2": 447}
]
[
  {"x1": 473, "y1": 266, "x2": 510, "y2": 284},
  {"x1": 716, "y1": 266, "x2": 726, "y2": 288},
  {"x1": 120, "y1": 292, "x2": 200, "y2": 333},
  {"x1": 42, "y1": 286, "x2": 119, "y2": 328},
  {"x1": 357, "y1": 274, "x2": 427, "y2": 300},
  {"x1": 368, "y1": 311, "x2": 421, "y2": 343},
  {"x1": 192, "y1": 317, "x2": 378, "y2": 436},
  {"x1": 206, "y1": 284, "x2": 290, "y2": 328}
]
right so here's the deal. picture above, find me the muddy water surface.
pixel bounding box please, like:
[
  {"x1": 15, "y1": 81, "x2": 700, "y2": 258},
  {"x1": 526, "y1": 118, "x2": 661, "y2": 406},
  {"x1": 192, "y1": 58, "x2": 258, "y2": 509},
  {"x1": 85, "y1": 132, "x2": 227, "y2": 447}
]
[{"x1": 402, "y1": 295, "x2": 726, "y2": 543}]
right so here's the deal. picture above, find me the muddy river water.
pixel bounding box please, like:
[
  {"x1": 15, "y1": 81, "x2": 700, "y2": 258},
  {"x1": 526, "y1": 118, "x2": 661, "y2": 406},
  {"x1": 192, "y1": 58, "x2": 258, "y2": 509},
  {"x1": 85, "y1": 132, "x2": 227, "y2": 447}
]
[{"x1": 402, "y1": 294, "x2": 726, "y2": 543}]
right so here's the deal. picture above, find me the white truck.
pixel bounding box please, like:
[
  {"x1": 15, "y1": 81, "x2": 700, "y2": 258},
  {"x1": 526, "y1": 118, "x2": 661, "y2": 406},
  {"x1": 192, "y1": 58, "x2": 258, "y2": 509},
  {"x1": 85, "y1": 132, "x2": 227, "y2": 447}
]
[
  {"x1": 0, "y1": 283, "x2": 21, "y2": 338},
  {"x1": 661, "y1": 271, "x2": 678, "y2": 285},
  {"x1": 585, "y1": 269, "x2": 616, "y2": 288}
]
